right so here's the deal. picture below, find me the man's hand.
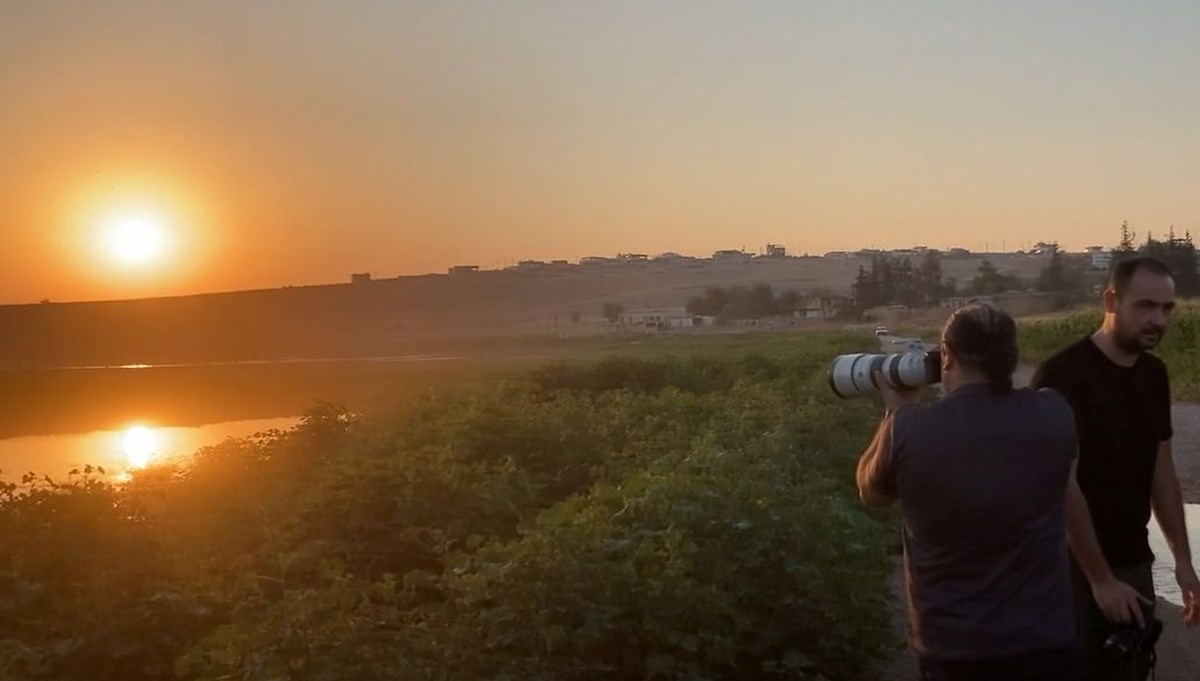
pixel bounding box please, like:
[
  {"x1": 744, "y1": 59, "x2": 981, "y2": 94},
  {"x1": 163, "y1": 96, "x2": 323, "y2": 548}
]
[
  {"x1": 1092, "y1": 577, "x2": 1153, "y2": 628},
  {"x1": 1176, "y1": 562, "x2": 1200, "y2": 627},
  {"x1": 875, "y1": 371, "x2": 920, "y2": 413}
]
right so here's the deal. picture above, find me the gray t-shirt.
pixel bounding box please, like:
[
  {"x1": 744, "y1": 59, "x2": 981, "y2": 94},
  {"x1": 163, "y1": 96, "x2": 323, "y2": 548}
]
[{"x1": 865, "y1": 383, "x2": 1078, "y2": 660}]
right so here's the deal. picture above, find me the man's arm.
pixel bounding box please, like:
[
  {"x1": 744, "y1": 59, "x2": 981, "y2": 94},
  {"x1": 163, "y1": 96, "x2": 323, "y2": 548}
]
[
  {"x1": 1151, "y1": 439, "x2": 1200, "y2": 626},
  {"x1": 1065, "y1": 458, "x2": 1151, "y2": 626},
  {"x1": 856, "y1": 415, "x2": 897, "y2": 508}
]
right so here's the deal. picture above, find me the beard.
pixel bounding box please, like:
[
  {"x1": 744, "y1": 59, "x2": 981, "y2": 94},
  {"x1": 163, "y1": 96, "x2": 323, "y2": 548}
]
[{"x1": 1115, "y1": 324, "x2": 1165, "y2": 353}]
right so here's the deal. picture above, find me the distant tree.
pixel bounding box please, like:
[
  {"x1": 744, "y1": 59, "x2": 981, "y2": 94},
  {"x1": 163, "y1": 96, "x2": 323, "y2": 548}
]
[
  {"x1": 745, "y1": 283, "x2": 777, "y2": 317},
  {"x1": 1036, "y1": 250, "x2": 1087, "y2": 308},
  {"x1": 1110, "y1": 220, "x2": 1139, "y2": 270},
  {"x1": 719, "y1": 285, "x2": 753, "y2": 320},
  {"x1": 776, "y1": 289, "x2": 802, "y2": 313},
  {"x1": 915, "y1": 251, "x2": 945, "y2": 305},
  {"x1": 851, "y1": 254, "x2": 938, "y2": 311},
  {"x1": 601, "y1": 302, "x2": 624, "y2": 324},
  {"x1": 1036, "y1": 251, "x2": 1067, "y2": 293},
  {"x1": 685, "y1": 284, "x2": 806, "y2": 319},
  {"x1": 686, "y1": 287, "x2": 729, "y2": 316},
  {"x1": 851, "y1": 265, "x2": 879, "y2": 310},
  {"x1": 970, "y1": 258, "x2": 1021, "y2": 295},
  {"x1": 1117, "y1": 220, "x2": 1137, "y2": 253},
  {"x1": 1141, "y1": 228, "x2": 1199, "y2": 296}
]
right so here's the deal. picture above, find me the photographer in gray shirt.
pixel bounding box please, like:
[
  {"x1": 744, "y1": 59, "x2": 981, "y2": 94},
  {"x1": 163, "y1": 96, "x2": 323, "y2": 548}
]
[{"x1": 857, "y1": 304, "x2": 1079, "y2": 681}]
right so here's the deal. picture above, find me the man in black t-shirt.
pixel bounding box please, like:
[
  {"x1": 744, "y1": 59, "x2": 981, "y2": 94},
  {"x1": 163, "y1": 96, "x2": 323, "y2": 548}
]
[{"x1": 1032, "y1": 256, "x2": 1199, "y2": 680}]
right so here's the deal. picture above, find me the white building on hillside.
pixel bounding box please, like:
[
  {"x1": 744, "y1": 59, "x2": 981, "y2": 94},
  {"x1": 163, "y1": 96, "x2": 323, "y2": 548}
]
[
  {"x1": 620, "y1": 307, "x2": 702, "y2": 330},
  {"x1": 1084, "y1": 246, "x2": 1113, "y2": 270}
]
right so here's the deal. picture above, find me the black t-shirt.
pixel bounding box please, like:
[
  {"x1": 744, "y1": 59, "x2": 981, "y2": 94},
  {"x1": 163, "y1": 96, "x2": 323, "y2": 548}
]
[{"x1": 1031, "y1": 335, "x2": 1172, "y2": 568}]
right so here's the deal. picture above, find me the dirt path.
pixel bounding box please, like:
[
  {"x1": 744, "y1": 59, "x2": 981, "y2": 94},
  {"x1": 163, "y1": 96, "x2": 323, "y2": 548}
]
[{"x1": 877, "y1": 368, "x2": 1200, "y2": 680}]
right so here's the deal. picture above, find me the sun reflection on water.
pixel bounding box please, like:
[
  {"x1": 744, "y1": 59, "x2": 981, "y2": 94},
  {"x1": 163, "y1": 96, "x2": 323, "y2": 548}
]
[{"x1": 121, "y1": 425, "x2": 161, "y2": 469}]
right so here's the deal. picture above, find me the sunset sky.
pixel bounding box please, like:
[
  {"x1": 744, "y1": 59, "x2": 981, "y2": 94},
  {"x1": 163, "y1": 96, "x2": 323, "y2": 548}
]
[{"x1": 2, "y1": 1, "x2": 1199, "y2": 304}]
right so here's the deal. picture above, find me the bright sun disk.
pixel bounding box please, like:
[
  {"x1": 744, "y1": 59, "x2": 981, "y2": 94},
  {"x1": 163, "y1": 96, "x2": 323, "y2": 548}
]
[{"x1": 104, "y1": 213, "x2": 169, "y2": 265}]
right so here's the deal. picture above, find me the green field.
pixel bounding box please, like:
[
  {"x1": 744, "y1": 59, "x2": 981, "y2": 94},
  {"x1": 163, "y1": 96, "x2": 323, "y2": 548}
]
[{"x1": 0, "y1": 331, "x2": 900, "y2": 681}]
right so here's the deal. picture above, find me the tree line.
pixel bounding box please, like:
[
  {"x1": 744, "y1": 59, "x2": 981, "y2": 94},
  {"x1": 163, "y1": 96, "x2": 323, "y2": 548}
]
[{"x1": 1115, "y1": 221, "x2": 1198, "y2": 296}]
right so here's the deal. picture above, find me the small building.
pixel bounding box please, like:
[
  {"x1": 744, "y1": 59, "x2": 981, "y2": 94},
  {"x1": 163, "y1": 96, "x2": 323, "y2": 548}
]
[
  {"x1": 1031, "y1": 241, "x2": 1059, "y2": 256},
  {"x1": 798, "y1": 295, "x2": 851, "y2": 320},
  {"x1": 351, "y1": 272, "x2": 372, "y2": 284},
  {"x1": 1084, "y1": 246, "x2": 1113, "y2": 271},
  {"x1": 764, "y1": 243, "x2": 787, "y2": 257},
  {"x1": 448, "y1": 265, "x2": 479, "y2": 275},
  {"x1": 580, "y1": 256, "x2": 617, "y2": 267},
  {"x1": 712, "y1": 249, "x2": 753, "y2": 264},
  {"x1": 620, "y1": 307, "x2": 703, "y2": 330}
]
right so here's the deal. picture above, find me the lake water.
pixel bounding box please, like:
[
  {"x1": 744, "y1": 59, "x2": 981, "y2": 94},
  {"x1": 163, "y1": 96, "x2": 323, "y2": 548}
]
[
  {"x1": 0, "y1": 354, "x2": 476, "y2": 473},
  {"x1": 1148, "y1": 503, "x2": 1200, "y2": 607},
  {"x1": 0, "y1": 416, "x2": 298, "y2": 481}
]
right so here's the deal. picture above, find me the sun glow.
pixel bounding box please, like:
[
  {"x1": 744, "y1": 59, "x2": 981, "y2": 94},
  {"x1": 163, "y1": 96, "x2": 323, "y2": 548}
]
[
  {"x1": 102, "y1": 210, "x2": 171, "y2": 266},
  {"x1": 59, "y1": 172, "x2": 220, "y2": 294},
  {"x1": 122, "y1": 425, "x2": 160, "y2": 469}
]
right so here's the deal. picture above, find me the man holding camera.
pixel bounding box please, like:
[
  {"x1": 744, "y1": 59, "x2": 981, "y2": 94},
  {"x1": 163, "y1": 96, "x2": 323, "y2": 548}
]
[
  {"x1": 1032, "y1": 256, "x2": 1199, "y2": 680},
  {"x1": 857, "y1": 304, "x2": 1079, "y2": 680}
]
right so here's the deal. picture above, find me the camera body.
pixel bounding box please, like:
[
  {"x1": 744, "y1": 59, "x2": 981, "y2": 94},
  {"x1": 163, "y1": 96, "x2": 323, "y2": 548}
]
[{"x1": 1103, "y1": 612, "x2": 1163, "y2": 660}]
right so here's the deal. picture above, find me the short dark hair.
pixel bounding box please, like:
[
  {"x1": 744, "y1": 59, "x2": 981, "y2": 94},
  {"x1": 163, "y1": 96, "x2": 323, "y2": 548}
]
[
  {"x1": 941, "y1": 303, "x2": 1018, "y2": 393},
  {"x1": 1107, "y1": 256, "x2": 1172, "y2": 297}
]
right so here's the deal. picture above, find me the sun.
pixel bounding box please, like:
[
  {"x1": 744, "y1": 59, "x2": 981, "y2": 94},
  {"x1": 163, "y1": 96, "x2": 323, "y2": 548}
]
[
  {"x1": 122, "y1": 425, "x2": 160, "y2": 469},
  {"x1": 104, "y1": 212, "x2": 170, "y2": 266}
]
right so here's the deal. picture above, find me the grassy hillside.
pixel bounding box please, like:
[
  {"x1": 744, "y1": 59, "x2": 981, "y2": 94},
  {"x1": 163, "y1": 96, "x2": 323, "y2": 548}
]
[{"x1": 0, "y1": 254, "x2": 1052, "y2": 369}]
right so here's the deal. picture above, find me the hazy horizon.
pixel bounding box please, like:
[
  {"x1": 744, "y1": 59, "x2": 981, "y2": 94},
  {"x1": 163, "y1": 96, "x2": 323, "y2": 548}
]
[{"x1": 4, "y1": 1, "x2": 1199, "y2": 304}]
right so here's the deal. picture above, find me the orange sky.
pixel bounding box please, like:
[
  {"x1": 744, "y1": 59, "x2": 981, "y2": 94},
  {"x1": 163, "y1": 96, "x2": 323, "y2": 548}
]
[{"x1": 3, "y1": 1, "x2": 1199, "y2": 304}]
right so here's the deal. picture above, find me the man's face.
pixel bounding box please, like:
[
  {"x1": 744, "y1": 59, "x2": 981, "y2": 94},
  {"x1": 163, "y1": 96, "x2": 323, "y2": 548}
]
[{"x1": 1109, "y1": 269, "x2": 1176, "y2": 353}]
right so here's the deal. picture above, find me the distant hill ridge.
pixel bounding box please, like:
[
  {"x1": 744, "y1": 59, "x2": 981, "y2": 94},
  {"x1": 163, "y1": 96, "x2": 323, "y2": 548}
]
[{"x1": 0, "y1": 255, "x2": 1050, "y2": 368}]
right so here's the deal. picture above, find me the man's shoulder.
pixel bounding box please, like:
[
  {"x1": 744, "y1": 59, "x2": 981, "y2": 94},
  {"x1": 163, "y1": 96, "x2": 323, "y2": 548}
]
[
  {"x1": 1033, "y1": 336, "x2": 1093, "y2": 384},
  {"x1": 888, "y1": 402, "x2": 931, "y2": 436},
  {"x1": 1025, "y1": 385, "x2": 1075, "y2": 420},
  {"x1": 1039, "y1": 335, "x2": 1093, "y2": 368}
]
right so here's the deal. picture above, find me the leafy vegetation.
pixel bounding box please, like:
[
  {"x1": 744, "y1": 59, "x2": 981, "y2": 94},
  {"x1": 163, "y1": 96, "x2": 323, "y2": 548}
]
[
  {"x1": 851, "y1": 252, "x2": 953, "y2": 311},
  {"x1": 1115, "y1": 221, "x2": 1199, "y2": 296},
  {"x1": 0, "y1": 334, "x2": 897, "y2": 680},
  {"x1": 685, "y1": 284, "x2": 804, "y2": 320}
]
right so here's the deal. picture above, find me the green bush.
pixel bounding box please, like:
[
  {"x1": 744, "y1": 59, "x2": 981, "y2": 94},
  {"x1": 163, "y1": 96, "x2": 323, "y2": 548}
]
[{"x1": 1, "y1": 337, "x2": 895, "y2": 681}]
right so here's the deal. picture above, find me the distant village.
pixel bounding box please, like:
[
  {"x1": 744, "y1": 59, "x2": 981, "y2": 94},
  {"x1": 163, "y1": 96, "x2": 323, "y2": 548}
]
[
  {"x1": 422, "y1": 240, "x2": 1115, "y2": 277},
  {"x1": 350, "y1": 240, "x2": 1114, "y2": 283},
  {"x1": 342, "y1": 240, "x2": 1123, "y2": 334}
]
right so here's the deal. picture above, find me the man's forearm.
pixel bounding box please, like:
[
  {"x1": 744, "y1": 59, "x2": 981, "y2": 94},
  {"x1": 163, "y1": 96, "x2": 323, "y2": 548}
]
[
  {"x1": 1066, "y1": 474, "x2": 1116, "y2": 585},
  {"x1": 856, "y1": 417, "x2": 894, "y2": 507},
  {"x1": 1153, "y1": 444, "x2": 1193, "y2": 567}
]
